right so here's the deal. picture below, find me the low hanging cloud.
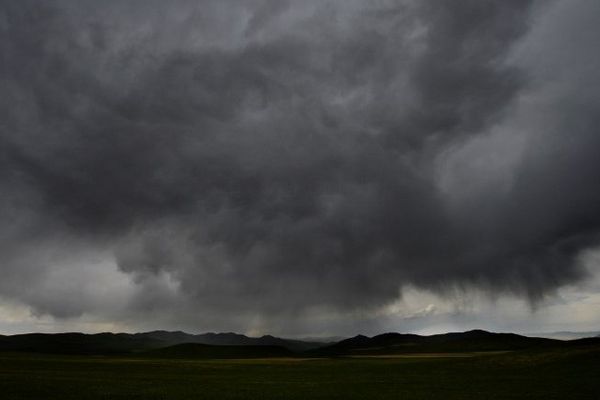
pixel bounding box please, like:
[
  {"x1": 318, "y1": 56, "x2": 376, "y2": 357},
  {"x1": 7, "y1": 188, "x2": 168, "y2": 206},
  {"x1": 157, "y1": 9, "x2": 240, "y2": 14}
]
[{"x1": 1, "y1": 0, "x2": 600, "y2": 332}]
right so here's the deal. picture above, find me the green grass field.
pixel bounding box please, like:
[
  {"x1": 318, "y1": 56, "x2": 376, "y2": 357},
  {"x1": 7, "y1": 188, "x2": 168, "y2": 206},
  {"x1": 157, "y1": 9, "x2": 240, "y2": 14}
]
[{"x1": 1, "y1": 347, "x2": 599, "y2": 399}]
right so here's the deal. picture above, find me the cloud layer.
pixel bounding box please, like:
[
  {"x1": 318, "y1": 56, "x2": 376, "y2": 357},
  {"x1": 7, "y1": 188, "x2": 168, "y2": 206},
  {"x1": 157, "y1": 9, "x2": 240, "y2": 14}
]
[{"x1": 1, "y1": 0, "x2": 599, "y2": 333}]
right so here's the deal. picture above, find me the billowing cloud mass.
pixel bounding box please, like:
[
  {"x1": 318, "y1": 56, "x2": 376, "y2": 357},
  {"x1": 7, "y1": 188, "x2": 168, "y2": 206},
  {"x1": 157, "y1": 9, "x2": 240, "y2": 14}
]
[{"x1": 1, "y1": 0, "x2": 600, "y2": 335}]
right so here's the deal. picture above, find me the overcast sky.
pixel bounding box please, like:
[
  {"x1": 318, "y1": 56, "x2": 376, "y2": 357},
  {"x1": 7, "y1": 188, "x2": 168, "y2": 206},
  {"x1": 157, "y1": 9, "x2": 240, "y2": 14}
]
[{"x1": 1, "y1": 0, "x2": 600, "y2": 337}]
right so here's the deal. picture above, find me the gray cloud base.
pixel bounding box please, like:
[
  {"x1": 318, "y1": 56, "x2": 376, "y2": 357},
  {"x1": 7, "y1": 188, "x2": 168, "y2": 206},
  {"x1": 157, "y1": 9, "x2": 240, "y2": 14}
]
[{"x1": 1, "y1": 0, "x2": 599, "y2": 331}]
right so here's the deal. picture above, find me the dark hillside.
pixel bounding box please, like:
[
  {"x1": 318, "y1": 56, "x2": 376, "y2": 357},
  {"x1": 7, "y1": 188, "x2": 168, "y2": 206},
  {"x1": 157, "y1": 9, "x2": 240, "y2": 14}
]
[
  {"x1": 135, "y1": 331, "x2": 326, "y2": 351},
  {"x1": 0, "y1": 332, "x2": 163, "y2": 355},
  {"x1": 0, "y1": 331, "x2": 325, "y2": 355},
  {"x1": 314, "y1": 330, "x2": 562, "y2": 356},
  {"x1": 145, "y1": 343, "x2": 294, "y2": 359}
]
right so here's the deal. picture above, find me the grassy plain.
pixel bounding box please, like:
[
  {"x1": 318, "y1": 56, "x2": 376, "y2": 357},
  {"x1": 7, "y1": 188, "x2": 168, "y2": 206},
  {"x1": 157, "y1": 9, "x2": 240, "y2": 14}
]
[{"x1": 0, "y1": 347, "x2": 599, "y2": 399}]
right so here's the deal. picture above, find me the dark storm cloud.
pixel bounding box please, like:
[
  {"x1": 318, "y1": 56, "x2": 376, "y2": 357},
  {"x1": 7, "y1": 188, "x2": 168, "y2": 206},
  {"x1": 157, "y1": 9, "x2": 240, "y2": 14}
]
[{"x1": 1, "y1": 0, "x2": 598, "y2": 328}]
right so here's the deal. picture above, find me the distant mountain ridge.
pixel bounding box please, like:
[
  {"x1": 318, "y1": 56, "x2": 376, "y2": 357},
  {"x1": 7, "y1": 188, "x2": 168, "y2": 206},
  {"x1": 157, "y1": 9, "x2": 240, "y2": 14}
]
[
  {"x1": 1, "y1": 329, "x2": 598, "y2": 357},
  {"x1": 312, "y1": 329, "x2": 598, "y2": 356},
  {"x1": 0, "y1": 331, "x2": 328, "y2": 355},
  {"x1": 135, "y1": 330, "x2": 327, "y2": 351}
]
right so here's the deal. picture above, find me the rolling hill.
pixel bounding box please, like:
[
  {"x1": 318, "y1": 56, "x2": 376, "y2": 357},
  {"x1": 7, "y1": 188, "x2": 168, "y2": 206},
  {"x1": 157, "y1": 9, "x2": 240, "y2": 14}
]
[
  {"x1": 0, "y1": 332, "x2": 163, "y2": 355},
  {"x1": 134, "y1": 330, "x2": 326, "y2": 351},
  {"x1": 313, "y1": 329, "x2": 574, "y2": 356},
  {"x1": 145, "y1": 343, "x2": 294, "y2": 359},
  {"x1": 1, "y1": 329, "x2": 598, "y2": 357},
  {"x1": 0, "y1": 331, "x2": 326, "y2": 355}
]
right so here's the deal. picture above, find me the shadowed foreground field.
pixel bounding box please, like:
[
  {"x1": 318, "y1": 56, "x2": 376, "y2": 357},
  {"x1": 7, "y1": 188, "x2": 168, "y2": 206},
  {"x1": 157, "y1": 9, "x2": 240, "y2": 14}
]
[{"x1": 1, "y1": 348, "x2": 599, "y2": 399}]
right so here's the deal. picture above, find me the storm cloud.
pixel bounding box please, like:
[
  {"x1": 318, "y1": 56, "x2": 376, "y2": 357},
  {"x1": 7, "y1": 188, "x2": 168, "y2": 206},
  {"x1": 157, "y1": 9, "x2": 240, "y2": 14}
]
[{"x1": 1, "y1": 0, "x2": 600, "y2": 333}]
